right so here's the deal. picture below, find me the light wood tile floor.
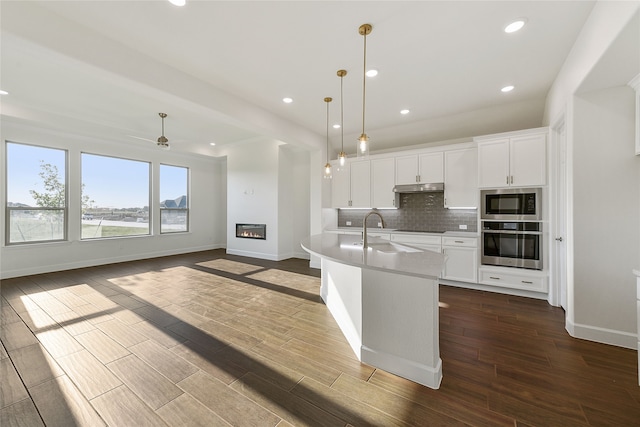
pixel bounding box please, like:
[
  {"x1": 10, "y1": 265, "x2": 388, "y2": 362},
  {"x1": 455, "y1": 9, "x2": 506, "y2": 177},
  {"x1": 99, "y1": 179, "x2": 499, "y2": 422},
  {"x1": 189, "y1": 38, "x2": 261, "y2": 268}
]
[{"x1": 1, "y1": 250, "x2": 639, "y2": 426}]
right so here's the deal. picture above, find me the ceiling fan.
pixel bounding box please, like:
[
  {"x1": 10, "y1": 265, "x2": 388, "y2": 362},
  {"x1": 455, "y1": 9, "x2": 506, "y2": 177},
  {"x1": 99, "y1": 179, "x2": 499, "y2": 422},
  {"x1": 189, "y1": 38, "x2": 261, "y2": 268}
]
[{"x1": 128, "y1": 112, "x2": 171, "y2": 150}]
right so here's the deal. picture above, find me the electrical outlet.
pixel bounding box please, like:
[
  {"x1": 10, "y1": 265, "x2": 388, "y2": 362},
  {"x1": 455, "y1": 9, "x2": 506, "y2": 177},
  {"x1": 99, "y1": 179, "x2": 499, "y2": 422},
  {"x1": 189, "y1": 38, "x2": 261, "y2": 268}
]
[
  {"x1": 346, "y1": 221, "x2": 352, "y2": 226},
  {"x1": 459, "y1": 224, "x2": 467, "y2": 230},
  {"x1": 377, "y1": 222, "x2": 382, "y2": 227}
]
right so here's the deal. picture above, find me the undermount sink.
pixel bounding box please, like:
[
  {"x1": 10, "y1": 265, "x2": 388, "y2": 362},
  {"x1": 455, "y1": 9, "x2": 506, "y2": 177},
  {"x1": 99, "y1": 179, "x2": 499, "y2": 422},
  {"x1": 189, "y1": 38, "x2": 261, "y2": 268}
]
[{"x1": 367, "y1": 242, "x2": 422, "y2": 254}]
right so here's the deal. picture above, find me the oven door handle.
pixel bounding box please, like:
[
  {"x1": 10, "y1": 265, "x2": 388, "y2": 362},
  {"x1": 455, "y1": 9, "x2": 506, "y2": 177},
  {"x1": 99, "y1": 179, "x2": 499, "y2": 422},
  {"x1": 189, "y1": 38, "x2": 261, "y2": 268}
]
[{"x1": 482, "y1": 230, "x2": 542, "y2": 235}]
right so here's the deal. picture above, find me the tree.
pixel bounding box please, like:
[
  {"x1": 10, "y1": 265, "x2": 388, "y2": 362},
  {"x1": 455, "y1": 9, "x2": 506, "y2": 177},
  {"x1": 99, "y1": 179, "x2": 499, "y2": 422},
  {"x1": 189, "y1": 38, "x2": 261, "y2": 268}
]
[{"x1": 29, "y1": 161, "x2": 94, "y2": 210}]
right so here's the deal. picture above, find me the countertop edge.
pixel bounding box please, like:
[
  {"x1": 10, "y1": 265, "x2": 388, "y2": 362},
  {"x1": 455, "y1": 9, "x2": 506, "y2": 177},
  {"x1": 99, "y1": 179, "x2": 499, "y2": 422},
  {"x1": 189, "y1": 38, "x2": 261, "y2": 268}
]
[{"x1": 301, "y1": 234, "x2": 445, "y2": 280}]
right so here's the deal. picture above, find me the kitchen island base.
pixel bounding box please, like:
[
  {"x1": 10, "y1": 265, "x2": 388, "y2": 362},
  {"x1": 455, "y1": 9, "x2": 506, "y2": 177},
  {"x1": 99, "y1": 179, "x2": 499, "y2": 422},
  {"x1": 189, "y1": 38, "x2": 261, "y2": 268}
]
[{"x1": 321, "y1": 257, "x2": 442, "y2": 389}]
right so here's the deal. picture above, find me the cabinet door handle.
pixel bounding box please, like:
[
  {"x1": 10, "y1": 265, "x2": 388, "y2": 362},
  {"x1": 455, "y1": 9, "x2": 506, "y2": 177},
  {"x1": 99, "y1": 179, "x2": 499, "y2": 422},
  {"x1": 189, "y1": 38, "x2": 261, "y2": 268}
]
[
  {"x1": 454, "y1": 240, "x2": 464, "y2": 243},
  {"x1": 416, "y1": 175, "x2": 420, "y2": 183},
  {"x1": 489, "y1": 276, "x2": 501, "y2": 280},
  {"x1": 510, "y1": 175, "x2": 514, "y2": 184},
  {"x1": 506, "y1": 176, "x2": 509, "y2": 185},
  {"x1": 521, "y1": 280, "x2": 533, "y2": 284}
]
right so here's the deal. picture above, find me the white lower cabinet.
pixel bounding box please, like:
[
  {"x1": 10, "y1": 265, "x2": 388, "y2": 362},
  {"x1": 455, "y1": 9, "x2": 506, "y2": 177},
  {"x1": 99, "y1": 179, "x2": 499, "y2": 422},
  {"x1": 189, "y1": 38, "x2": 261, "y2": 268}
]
[
  {"x1": 391, "y1": 233, "x2": 442, "y2": 256},
  {"x1": 478, "y1": 266, "x2": 548, "y2": 293},
  {"x1": 441, "y1": 236, "x2": 477, "y2": 283}
]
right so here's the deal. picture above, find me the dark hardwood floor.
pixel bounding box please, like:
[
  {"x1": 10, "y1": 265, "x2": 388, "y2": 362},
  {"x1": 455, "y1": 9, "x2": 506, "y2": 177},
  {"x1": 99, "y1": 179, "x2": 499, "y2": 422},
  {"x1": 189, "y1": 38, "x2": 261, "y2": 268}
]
[{"x1": 1, "y1": 249, "x2": 638, "y2": 426}]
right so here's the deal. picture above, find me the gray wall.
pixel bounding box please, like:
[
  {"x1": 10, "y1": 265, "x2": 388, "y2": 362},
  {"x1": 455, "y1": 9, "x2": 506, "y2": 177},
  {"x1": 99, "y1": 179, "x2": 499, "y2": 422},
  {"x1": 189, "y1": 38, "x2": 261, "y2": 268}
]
[{"x1": 572, "y1": 85, "x2": 638, "y2": 342}]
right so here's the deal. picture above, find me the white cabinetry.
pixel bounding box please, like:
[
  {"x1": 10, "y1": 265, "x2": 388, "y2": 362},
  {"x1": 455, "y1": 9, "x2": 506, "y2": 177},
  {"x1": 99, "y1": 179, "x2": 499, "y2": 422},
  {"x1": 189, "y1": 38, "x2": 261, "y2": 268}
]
[
  {"x1": 331, "y1": 162, "x2": 351, "y2": 208},
  {"x1": 331, "y1": 160, "x2": 371, "y2": 208},
  {"x1": 350, "y1": 161, "x2": 371, "y2": 208},
  {"x1": 478, "y1": 266, "x2": 548, "y2": 293},
  {"x1": 395, "y1": 152, "x2": 444, "y2": 185},
  {"x1": 441, "y1": 236, "x2": 477, "y2": 283},
  {"x1": 391, "y1": 233, "x2": 442, "y2": 255},
  {"x1": 444, "y1": 148, "x2": 477, "y2": 208},
  {"x1": 477, "y1": 130, "x2": 547, "y2": 188},
  {"x1": 371, "y1": 158, "x2": 396, "y2": 208}
]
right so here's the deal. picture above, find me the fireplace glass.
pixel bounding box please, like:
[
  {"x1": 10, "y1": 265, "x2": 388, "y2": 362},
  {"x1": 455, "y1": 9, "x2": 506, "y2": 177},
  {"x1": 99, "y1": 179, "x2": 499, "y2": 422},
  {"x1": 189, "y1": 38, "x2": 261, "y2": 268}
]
[{"x1": 236, "y1": 223, "x2": 266, "y2": 240}]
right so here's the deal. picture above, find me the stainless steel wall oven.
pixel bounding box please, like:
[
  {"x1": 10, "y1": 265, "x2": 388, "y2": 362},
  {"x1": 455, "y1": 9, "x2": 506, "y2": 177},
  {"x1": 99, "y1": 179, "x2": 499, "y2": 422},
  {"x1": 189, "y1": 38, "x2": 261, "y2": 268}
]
[{"x1": 481, "y1": 221, "x2": 542, "y2": 270}]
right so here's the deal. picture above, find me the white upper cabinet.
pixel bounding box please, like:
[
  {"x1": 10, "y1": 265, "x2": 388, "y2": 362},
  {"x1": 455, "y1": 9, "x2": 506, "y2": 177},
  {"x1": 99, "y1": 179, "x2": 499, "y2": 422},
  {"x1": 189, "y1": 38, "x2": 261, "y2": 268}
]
[
  {"x1": 371, "y1": 158, "x2": 396, "y2": 208},
  {"x1": 395, "y1": 152, "x2": 443, "y2": 185},
  {"x1": 349, "y1": 160, "x2": 371, "y2": 208},
  {"x1": 444, "y1": 148, "x2": 477, "y2": 208},
  {"x1": 477, "y1": 129, "x2": 547, "y2": 188},
  {"x1": 331, "y1": 162, "x2": 351, "y2": 208}
]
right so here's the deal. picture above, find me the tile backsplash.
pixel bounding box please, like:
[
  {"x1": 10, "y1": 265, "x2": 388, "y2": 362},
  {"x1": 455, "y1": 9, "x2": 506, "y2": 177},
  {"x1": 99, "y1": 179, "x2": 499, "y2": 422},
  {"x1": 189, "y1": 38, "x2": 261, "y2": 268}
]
[{"x1": 337, "y1": 192, "x2": 477, "y2": 232}]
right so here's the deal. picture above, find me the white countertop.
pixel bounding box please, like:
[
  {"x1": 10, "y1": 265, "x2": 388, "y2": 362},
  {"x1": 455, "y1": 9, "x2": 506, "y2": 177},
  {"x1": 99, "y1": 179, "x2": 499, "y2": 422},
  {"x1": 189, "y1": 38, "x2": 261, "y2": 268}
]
[
  {"x1": 301, "y1": 233, "x2": 446, "y2": 279},
  {"x1": 327, "y1": 227, "x2": 478, "y2": 238}
]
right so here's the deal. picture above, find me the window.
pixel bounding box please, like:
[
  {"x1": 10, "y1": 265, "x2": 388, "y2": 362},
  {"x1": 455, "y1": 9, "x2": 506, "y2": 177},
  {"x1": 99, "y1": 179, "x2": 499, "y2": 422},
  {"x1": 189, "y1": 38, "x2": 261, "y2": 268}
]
[
  {"x1": 81, "y1": 153, "x2": 150, "y2": 239},
  {"x1": 160, "y1": 164, "x2": 189, "y2": 233},
  {"x1": 6, "y1": 142, "x2": 67, "y2": 244}
]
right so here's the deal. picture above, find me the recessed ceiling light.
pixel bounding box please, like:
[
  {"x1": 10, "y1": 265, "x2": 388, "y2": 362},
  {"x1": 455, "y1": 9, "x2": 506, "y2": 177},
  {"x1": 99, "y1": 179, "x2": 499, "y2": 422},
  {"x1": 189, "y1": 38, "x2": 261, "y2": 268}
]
[
  {"x1": 0, "y1": 90, "x2": 8, "y2": 95},
  {"x1": 168, "y1": 0, "x2": 186, "y2": 6},
  {"x1": 400, "y1": 109, "x2": 410, "y2": 115},
  {"x1": 333, "y1": 124, "x2": 341, "y2": 129},
  {"x1": 282, "y1": 97, "x2": 293, "y2": 104},
  {"x1": 209, "y1": 142, "x2": 216, "y2": 146},
  {"x1": 501, "y1": 85, "x2": 515, "y2": 93},
  {"x1": 504, "y1": 19, "x2": 526, "y2": 33},
  {"x1": 366, "y1": 69, "x2": 378, "y2": 78}
]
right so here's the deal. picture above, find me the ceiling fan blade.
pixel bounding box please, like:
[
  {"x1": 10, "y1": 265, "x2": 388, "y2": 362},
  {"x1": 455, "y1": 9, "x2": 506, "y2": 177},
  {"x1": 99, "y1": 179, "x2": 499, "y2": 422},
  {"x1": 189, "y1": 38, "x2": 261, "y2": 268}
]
[{"x1": 128, "y1": 135, "x2": 157, "y2": 144}]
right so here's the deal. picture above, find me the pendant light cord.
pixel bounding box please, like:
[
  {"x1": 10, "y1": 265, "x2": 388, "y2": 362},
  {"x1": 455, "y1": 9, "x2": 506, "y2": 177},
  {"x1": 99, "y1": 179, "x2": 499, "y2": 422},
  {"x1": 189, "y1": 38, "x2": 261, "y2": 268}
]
[
  {"x1": 326, "y1": 100, "x2": 330, "y2": 161},
  {"x1": 340, "y1": 74, "x2": 344, "y2": 152},
  {"x1": 361, "y1": 31, "x2": 367, "y2": 136}
]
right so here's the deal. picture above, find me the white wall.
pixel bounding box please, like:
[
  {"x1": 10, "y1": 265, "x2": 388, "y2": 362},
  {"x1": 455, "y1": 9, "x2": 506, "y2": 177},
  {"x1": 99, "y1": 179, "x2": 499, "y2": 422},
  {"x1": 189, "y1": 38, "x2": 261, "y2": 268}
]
[
  {"x1": 543, "y1": 2, "x2": 640, "y2": 348},
  {"x1": 0, "y1": 120, "x2": 225, "y2": 279},
  {"x1": 571, "y1": 87, "x2": 638, "y2": 347},
  {"x1": 223, "y1": 138, "x2": 311, "y2": 261},
  {"x1": 224, "y1": 138, "x2": 280, "y2": 259},
  {"x1": 289, "y1": 149, "x2": 311, "y2": 259},
  {"x1": 544, "y1": 1, "x2": 640, "y2": 125}
]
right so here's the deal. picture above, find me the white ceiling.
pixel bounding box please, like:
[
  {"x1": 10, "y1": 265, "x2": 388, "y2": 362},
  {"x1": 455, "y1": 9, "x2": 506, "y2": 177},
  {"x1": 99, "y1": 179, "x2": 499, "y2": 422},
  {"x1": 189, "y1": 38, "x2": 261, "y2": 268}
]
[{"x1": 1, "y1": 1, "x2": 598, "y2": 157}]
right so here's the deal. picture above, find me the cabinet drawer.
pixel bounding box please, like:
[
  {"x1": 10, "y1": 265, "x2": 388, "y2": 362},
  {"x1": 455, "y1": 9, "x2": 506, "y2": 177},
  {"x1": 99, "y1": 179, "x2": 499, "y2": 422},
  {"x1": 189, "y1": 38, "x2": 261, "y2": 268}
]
[
  {"x1": 391, "y1": 234, "x2": 442, "y2": 245},
  {"x1": 479, "y1": 269, "x2": 548, "y2": 293},
  {"x1": 442, "y1": 236, "x2": 477, "y2": 247}
]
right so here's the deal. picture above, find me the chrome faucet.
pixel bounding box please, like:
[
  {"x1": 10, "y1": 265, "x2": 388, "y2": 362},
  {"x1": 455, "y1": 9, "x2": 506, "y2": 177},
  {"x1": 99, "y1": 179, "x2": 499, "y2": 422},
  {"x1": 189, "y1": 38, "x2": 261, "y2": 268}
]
[{"x1": 362, "y1": 210, "x2": 385, "y2": 249}]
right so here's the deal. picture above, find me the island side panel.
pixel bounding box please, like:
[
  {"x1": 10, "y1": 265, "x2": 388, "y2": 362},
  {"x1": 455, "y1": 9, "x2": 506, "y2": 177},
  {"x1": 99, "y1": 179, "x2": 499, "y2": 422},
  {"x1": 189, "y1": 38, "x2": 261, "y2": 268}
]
[
  {"x1": 321, "y1": 258, "x2": 363, "y2": 359},
  {"x1": 360, "y1": 268, "x2": 442, "y2": 389}
]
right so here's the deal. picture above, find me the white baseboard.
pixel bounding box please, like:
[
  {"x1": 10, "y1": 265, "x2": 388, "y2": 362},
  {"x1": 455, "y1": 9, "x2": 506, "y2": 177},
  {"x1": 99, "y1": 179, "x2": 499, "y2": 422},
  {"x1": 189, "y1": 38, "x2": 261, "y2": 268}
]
[
  {"x1": 0, "y1": 244, "x2": 225, "y2": 279},
  {"x1": 361, "y1": 346, "x2": 442, "y2": 390},
  {"x1": 566, "y1": 319, "x2": 637, "y2": 350},
  {"x1": 225, "y1": 249, "x2": 311, "y2": 262}
]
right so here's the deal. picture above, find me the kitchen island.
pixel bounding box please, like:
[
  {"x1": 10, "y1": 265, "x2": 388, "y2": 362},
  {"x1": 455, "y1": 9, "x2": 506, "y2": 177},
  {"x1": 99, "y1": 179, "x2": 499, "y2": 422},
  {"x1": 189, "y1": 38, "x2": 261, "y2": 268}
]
[{"x1": 301, "y1": 233, "x2": 446, "y2": 389}]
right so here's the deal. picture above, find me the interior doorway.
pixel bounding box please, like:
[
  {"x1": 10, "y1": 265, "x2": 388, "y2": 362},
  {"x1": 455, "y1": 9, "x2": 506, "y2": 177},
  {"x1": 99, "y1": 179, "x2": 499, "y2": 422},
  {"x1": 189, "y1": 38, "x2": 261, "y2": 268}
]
[{"x1": 551, "y1": 118, "x2": 568, "y2": 310}]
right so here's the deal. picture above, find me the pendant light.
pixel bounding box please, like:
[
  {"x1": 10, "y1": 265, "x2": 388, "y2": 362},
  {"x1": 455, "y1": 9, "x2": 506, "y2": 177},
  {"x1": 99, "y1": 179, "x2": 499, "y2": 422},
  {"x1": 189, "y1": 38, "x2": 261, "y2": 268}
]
[
  {"x1": 357, "y1": 23, "x2": 372, "y2": 158},
  {"x1": 337, "y1": 69, "x2": 347, "y2": 168},
  {"x1": 157, "y1": 113, "x2": 170, "y2": 150},
  {"x1": 323, "y1": 97, "x2": 333, "y2": 179}
]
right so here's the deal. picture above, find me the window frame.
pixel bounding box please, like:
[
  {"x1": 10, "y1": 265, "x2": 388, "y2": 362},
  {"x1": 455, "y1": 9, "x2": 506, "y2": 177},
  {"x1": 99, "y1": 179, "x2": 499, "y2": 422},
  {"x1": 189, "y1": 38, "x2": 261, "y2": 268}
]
[
  {"x1": 159, "y1": 163, "x2": 189, "y2": 234},
  {"x1": 5, "y1": 141, "x2": 68, "y2": 246},
  {"x1": 80, "y1": 152, "x2": 151, "y2": 240}
]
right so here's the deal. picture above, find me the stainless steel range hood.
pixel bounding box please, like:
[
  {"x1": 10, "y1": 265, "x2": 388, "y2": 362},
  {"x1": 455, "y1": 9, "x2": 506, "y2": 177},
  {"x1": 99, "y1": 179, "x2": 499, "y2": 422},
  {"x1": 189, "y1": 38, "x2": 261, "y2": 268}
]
[{"x1": 393, "y1": 183, "x2": 444, "y2": 193}]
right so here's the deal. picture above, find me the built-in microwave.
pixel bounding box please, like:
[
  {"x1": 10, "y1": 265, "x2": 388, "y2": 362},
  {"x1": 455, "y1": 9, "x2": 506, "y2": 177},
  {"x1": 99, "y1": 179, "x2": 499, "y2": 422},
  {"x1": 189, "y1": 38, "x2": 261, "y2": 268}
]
[{"x1": 481, "y1": 188, "x2": 542, "y2": 221}]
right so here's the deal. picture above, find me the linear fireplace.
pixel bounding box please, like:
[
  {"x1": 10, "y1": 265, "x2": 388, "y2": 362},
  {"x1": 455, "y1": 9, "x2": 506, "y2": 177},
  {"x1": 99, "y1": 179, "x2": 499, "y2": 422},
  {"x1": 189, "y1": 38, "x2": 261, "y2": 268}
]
[{"x1": 236, "y1": 223, "x2": 266, "y2": 240}]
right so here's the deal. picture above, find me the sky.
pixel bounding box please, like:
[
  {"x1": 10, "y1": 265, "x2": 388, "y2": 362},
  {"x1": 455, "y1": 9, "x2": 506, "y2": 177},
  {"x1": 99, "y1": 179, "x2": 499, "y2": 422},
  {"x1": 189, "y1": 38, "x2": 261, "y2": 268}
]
[{"x1": 7, "y1": 143, "x2": 188, "y2": 209}]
